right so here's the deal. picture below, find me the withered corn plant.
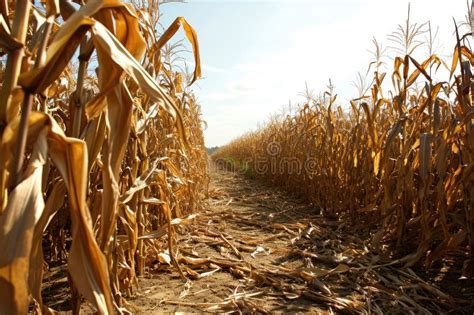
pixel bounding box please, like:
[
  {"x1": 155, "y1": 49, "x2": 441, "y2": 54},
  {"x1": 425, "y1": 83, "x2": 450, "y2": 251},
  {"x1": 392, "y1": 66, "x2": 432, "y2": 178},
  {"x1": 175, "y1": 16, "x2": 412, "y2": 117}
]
[
  {"x1": 0, "y1": 0, "x2": 208, "y2": 313},
  {"x1": 213, "y1": 7, "x2": 474, "y2": 278}
]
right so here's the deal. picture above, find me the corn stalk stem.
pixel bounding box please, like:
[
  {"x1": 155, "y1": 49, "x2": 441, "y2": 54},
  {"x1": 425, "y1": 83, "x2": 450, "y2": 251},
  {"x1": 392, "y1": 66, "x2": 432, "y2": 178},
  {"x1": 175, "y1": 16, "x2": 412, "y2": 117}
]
[
  {"x1": 35, "y1": 21, "x2": 53, "y2": 69},
  {"x1": 5, "y1": 1, "x2": 32, "y2": 189},
  {"x1": 72, "y1": 58, "x2": 87, "y2": 138},
  {"x1": 0, "y1": 0, "x2": 8, "y2": 18},
  {"x1": 9, "y1": 4, "x2": 57, "y2": 189},
  {"x1": 0, "y1": 0, "x2": 31, "y2": 126},
  {"x1": 37, "y1": 21, "x2": 54, "y2": 113}
]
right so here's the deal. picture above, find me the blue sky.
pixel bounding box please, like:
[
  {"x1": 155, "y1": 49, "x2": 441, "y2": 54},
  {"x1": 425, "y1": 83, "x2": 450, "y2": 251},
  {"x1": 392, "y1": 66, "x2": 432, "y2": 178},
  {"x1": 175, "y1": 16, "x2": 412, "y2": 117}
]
[{"x1": 159, "y1": 0, "x2": 468, "y2": 147}]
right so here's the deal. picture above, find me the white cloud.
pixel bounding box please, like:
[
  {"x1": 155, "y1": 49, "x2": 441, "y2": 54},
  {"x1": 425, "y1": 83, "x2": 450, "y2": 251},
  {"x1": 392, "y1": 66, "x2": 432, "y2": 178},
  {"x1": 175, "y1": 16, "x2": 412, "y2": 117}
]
[{"x1": 202, "y1": 63, "x2": 226, "y2": 73}]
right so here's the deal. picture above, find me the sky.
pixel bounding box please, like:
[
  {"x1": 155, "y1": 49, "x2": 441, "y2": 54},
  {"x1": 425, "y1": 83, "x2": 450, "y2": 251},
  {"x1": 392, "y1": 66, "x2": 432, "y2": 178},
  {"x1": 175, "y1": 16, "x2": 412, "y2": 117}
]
[{"x1": 159, "y1": 0, "x2": 470, "y2": 147}]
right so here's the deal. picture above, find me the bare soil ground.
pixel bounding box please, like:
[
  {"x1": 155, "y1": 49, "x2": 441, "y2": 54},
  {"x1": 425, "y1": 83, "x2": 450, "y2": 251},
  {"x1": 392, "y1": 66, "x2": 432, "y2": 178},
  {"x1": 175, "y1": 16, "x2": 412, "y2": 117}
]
[{"x1": 42, "y1": 168, "x2": 474, "y2": 313}]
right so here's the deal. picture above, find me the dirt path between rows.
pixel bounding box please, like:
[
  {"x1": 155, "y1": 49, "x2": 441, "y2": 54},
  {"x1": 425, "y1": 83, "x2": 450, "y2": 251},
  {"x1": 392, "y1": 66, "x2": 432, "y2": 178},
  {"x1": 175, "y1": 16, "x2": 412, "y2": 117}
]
[{"x1": 122, "y1": 168, "x2": 472, "y2": 314}]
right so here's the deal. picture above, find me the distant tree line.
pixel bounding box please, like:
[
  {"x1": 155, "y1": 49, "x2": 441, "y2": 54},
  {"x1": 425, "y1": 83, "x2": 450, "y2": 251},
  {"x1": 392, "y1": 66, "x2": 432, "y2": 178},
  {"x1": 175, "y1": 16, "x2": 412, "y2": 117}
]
[{"x1": 206, "y1": 146, "x2": 219, "y2": 155}]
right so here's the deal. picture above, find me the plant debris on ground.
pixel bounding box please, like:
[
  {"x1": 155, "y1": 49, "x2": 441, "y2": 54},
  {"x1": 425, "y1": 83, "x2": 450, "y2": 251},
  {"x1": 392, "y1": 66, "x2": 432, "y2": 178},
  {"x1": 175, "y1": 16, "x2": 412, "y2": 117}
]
[{"x1": 114, "y1": 168, "x2": 473, "y2": 314}]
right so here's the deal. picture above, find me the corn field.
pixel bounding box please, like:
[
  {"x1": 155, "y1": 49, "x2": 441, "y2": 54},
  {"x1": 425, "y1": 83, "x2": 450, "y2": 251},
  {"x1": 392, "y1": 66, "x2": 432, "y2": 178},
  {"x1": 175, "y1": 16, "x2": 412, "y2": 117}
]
[
  {"x1": 0, "y1": 0, "x2": 207, "y2": 313},
  {"x1": 2, "y1": 0, "x2": 474, "y2": 313},
  {"x1": 213, "y1": 8, "x2": 474, "y2": 280}
]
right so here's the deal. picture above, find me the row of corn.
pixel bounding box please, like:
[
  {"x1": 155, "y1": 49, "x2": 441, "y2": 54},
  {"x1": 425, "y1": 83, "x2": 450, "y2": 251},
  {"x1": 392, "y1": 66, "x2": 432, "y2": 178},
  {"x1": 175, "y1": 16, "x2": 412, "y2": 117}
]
[
  {"x1": 213, "y1": 13, "x2": 474, "y2": 277},
  {"x1": 0, "y1": 0, "x2": 208, "y2": 313}
]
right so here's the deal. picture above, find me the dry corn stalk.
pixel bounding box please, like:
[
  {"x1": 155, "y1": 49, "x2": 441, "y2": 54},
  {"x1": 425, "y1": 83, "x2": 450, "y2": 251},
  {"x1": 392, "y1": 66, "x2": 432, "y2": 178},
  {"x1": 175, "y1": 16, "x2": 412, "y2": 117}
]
[{"x1": 0, "y1": 0, "x2": 208, "y2": 312}]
